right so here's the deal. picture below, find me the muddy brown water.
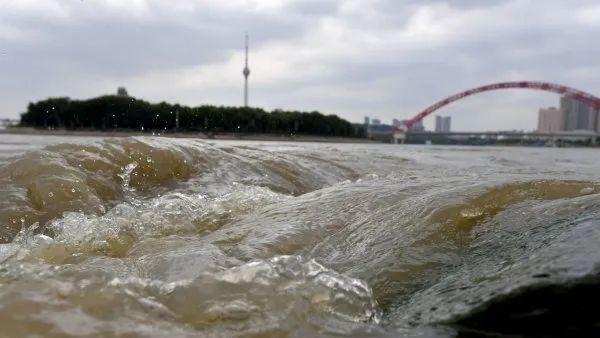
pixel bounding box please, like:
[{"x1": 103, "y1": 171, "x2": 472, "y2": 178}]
[{"x1": 1, "y1": 134, "x2": 599, "y2": 337}]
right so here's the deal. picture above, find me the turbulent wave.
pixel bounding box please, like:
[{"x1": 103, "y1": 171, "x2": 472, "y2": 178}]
[
  {"x1": 0, "y1": 137, "x2": 357, "y2": 243},
  {"x1": 1, "y1": 136, "x2": 600, "y2": 336},
  {"x1": 0, "y1": 254, "x2": 379, "y2": 337},
  {"x1": 0, "y1": 138, "x2": 199, "y2": 241}
]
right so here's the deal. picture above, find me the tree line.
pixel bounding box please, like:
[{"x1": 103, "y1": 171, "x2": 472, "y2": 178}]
[{"x1": 19, "y1": 95, "x2": 365, "y2": 137}]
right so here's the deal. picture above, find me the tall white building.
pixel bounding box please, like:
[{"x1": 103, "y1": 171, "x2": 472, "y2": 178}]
[
  {"x1": 435, "y1": 116, "x2": 451, "y2": 132},
  {"x1": 537, "y1": 107, "x2": 564, "y2": 132}
]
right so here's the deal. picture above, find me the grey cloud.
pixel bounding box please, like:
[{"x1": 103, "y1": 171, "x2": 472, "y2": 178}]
[
  {"x1": 286, "y1": 0, "x2": 340, "y2": 16},
  {"x1": 1, "y1": 0, "x2": 599, "y2": 132}
]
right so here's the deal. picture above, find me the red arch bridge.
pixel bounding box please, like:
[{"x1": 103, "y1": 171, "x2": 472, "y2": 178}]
[{"x1": 394, "y1": 81, "x2": 600, "y2": 142}]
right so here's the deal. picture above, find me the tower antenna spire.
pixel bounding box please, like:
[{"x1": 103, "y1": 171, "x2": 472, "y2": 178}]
[{"x1": 243, "y1": 34, "x2": 250, "y2": 107}]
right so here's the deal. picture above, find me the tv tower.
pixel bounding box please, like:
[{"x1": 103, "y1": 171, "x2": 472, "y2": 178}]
[{"x1": 243, "y1": 34, "x2": 250, "y2": 107}]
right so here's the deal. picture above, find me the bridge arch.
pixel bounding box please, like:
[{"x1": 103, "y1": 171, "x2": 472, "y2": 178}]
[{"x1": 404, "y1": 81, "x2": 600, "y2": 129}]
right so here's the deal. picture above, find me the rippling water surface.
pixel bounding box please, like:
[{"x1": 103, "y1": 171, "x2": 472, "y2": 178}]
[{"x1": 1, "y1": 134, "x2": 599, "y2": 337}]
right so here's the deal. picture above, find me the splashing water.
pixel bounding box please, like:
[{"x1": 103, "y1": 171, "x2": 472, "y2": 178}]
[
  {"x1": 119, "y1": 162, "x2": 139, "y2": 193},
  {"x1": 0, "y1": 135, "x2": 600, "y2": 336}
]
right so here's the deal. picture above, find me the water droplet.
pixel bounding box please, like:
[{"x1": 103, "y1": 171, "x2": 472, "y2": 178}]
[
  {"x1": 71, "y1": 188, "x2": 76, "y2": 193},
  {"x1": 48, "y1": 192, "x2": 54, "y2": 198}
]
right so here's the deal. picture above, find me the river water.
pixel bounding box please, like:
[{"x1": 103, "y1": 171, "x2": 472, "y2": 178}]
[{"x1": 0, "y1": 134, "x2": 599, "y2": 337}]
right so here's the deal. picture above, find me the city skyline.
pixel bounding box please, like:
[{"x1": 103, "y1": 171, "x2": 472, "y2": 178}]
[
  {"x1": 1, "y1": 1, "x2": 599, "y2": 131},
  {"x1": 538, "y1": 96, "x2": 600, "y2": 133}
]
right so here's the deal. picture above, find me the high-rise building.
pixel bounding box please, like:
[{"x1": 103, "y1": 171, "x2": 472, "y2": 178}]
[
  {"x1": 435, "y1": 116, "x2": 451, "y2": 132},
  {"x1": 364, "y1": 116, "x2": 370, "y2": 126},
  {"x1": 443, "y1": 117, "x2": 451, "y2": 132},
  {"x1": 537, "y1": 107, "x2": 564, "y2": 132},
  {"x1": 561, "y1": 96, "x2": 596, "y2": 131},
  {"x1": 242, "y1": 34, "x2": 250, "y2": 107}
]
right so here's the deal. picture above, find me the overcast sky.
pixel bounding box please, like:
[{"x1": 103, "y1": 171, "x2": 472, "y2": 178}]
[{"x1": 1, "y1": 0, "x2": 599, "y2": 131}]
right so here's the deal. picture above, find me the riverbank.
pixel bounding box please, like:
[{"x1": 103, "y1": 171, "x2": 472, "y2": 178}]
[{"x1": 0, "y1": 127, "x2": 375, "y2": 143}]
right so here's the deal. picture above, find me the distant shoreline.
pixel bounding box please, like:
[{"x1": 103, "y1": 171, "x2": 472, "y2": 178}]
[{"x1": 0, "y1": 127, "x2": 376, "y2": 144}]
